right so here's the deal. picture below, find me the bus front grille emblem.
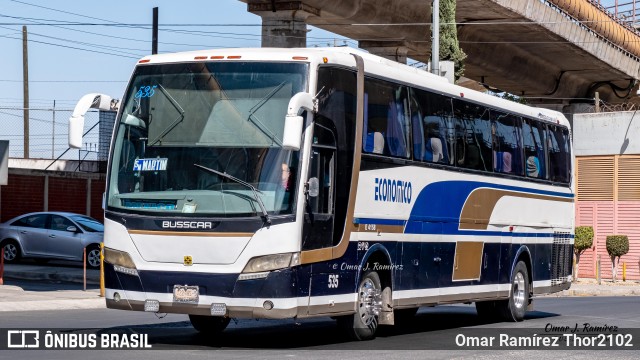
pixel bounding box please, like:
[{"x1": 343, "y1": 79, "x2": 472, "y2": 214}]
[{"x1": 183, "y1": 256, "x2": 193, "y2": 266}]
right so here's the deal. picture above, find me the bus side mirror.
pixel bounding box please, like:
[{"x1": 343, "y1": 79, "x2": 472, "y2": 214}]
[
  {"x1": 69, "y1": 93, "x2": 118, "y2": 149},
  {"x1": 282, "y1": 115, "x2": 304, "y2": 151},
  {"x1": 282, "y1": 92, "x2": 314, "y2": 151}
]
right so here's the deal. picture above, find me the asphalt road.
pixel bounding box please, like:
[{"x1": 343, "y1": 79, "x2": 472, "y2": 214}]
[{"x1": 1, "y1": 295, "x2": 639, "y2": 359}]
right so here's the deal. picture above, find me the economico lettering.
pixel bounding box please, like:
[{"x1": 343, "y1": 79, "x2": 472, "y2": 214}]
[
  {"x1": 162, "y1": 221, "x2": 212, "y2": 229},
  {"x1": 374, "y1": 178, "x2": 412, "y2": 204}
]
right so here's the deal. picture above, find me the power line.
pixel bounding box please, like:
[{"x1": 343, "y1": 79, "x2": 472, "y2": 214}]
[{"x1": 0, "y1": 33, "x2": 140, "y2": 59}]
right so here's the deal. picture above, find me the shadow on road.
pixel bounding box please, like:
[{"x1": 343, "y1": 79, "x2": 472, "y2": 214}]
[{"x1": 97, "y1": 305, "x2": 560, "y2": 350}]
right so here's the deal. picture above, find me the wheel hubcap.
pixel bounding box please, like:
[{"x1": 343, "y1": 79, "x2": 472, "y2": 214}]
[
  {"x1": 4, "y1": 244, "x2": 17, "y2": 261},
  {"x1": 513, "y1": 271, "x2": 526, "y2": 309},
  {"x1": 357, "y1": 278, "x2": 382, "y2": 326},
  {"x1": 88, "y1": 249, "x2": 101, "y2": 267}
]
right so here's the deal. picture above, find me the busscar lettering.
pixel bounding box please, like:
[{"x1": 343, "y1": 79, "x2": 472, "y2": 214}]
[{"x1": 162, "y1": 221, "x2": 212, "y2": 229}]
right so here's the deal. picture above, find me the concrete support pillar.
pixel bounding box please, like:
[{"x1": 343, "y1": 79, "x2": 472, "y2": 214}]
[
  {"x1": 248, "y1": 1, "x2": 320, "y2": 48},
  {"x1": 358, "y1": 40, "x2": 410, "y2": 64}
]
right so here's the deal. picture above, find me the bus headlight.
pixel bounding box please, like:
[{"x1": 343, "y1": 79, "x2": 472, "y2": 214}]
[
  {"x1": 104, "y1": 247, "x2": 137, "y2": 273},
  {"x1": 242, "y1": 252, "x2": 300, "y2": 273}
]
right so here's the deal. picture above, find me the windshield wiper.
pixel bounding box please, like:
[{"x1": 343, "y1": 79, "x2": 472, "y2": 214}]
[
  {"x1": 149, "y1": 84, "x2": 186, "y2": 146},
  {"x1": 194, "y1": 163, "x2": 271, "y2": 225},
  {"x1": 245, "y1": 81, "x2": 287, "y2": 147}
]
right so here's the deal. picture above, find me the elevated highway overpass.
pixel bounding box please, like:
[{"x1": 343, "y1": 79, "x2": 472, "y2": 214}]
[{"x1": 242, "y1": 0, "x2": 640, "y2": 106}]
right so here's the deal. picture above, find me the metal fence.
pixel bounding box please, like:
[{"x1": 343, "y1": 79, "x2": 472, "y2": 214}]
[{"x1": 0, "y1": 106, "x2": 107, "y2": 163}]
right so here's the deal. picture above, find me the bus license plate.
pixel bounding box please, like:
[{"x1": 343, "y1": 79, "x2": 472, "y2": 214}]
[{"x1": 173, "y1": 285, "x2": 199, "y2": 303}]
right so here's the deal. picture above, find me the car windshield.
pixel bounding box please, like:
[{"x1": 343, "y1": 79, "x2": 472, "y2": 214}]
[
  {"x1": 107, "y1": 61, "x2": 307, "y2": 217},
  {"x1": 70, "y1": 215, "x2": 104, "y2": 233}
]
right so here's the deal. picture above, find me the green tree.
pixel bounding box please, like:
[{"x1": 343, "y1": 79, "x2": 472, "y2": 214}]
[
  {"x1": 439, "y1": 0, "x2": 466, "y2": 80},
  {"x1": 573, "y1": 226, "x2": 593, "y2": 281},
  {"x1": 606, "y1": 235, "x2": 629, "y2": 282}
]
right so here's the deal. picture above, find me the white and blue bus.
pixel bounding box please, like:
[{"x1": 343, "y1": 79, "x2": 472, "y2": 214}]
[{"x1": 70, "y1": 47, "x2": 574, "y2": 340}]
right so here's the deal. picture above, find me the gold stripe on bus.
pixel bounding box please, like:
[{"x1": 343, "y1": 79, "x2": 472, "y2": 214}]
[
  {"x1": 459, "y1": 188, "x2": 574, "y2": 230},
  {"x1": 301, "y1": 53, "x2": 364, "y2": 265},
  {"x1": 452, "y1": 241, "x2": 484, "y2": 281},
  {"x1": 128, "y1": 230, "x2": 253, "y2": 237}
]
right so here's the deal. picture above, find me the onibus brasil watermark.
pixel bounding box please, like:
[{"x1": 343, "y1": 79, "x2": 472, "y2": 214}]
[{"x1": 5, "y1": 330, "x2": 152, "y2": 350}]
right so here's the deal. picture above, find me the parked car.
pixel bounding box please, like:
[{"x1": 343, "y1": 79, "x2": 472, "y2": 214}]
[{"x1": 0, "y1": 212, "x2": 103, "y2": 268}]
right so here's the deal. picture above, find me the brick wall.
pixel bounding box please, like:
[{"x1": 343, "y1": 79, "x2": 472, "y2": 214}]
[
  {"x1": 0, "y1": 174, "x2": 45, "y2": 221},
  {"x1": 0, "y1": 169, "x2": 105, "y2": 222},
  {"x1": 48, "y1": 177, "x2": 87, "y2": 215}
]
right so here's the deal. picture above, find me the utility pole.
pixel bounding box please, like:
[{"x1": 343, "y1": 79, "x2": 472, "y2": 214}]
[
  {"x1": 431, "y1": 0, "x2": 440, "y2": 75},
  {"x1": 22, "y1": 25, "x2": 29, "y2": 159},
  {"x1": 152, "y1": 7, "x2": 158, "y2": 55}
]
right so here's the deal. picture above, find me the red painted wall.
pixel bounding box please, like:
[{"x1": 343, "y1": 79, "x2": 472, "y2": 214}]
[
  {"x1": 0, "y1": 174, "x2": 45, "y2": 222},
  {"x1": 576, "y1": 201, "x2": 640, "y2": 280},
  {"x1": 1, "y1": 173, "x2": 105, "y2": 223}
]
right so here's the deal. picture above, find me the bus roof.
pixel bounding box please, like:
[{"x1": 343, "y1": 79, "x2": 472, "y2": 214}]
[{"x1": 136, "y1": 47, "x2": 570, "y2": 129}]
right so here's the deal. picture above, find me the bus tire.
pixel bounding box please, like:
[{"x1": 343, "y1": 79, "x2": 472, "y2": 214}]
[
  {"x1": 189, "y1": 315, "x2": 230, "y2": 334},
  {"x1": 337, "y1": 271, "x2": 382, "y2": 341},
  {"x1": 499, "y1": 261, "x2": 529, "y2": 322}
]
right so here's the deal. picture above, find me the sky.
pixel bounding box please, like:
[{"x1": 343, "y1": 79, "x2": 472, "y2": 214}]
[
  {"x1": 0, "y1": 0, "x2": 352, "y2": 159},
  {"x1": 0, "y1": 0, "x2": 352, "y2": 108}
]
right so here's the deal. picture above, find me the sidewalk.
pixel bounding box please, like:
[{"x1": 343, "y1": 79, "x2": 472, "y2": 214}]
[
  {"x1": 0, "y1": 263, "x2": 638, "y2": 312},
  {"x1": 0, "y1": 262, "x2": 103, "y2": 312},
  {"x1": 546, "y1": 278, "x2": 640, "y2": 297}
]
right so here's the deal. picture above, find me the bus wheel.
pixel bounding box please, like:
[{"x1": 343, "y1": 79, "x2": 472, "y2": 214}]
[
  {"x1": 338, "y1": 271, "x2": 382, "y2": 341},
  {"x1": 499, "y1": 261, "x2": 529, "y2": 322},
  {"x1": 189, "y1": 315, "x2": 230, "y2": 334}
]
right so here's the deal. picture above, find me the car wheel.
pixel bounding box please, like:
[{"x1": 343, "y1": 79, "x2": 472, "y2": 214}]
[
  {"x1": 1, "y1": 240, "x2": 21, "y2": 263},
  {"x1": 337, "y1": 271, "x2": 382, "y2": 341},
  {"x1": 86, "y1": 245, "x2": 101, "y2": 269},
  {"x1": 189, "y1": 315, "x2": 230, "y2": 334}
]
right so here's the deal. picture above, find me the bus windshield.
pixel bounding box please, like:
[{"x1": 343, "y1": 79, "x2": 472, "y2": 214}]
[{"x1": 107, "y1": 61, "x2": 308, "y2": 217}]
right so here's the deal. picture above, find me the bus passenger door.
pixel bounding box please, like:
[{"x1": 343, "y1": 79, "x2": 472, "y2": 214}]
[
  {"x1": 303, "y1": 144, "x2": 339, "y2": 316},
  {"x1": 302, "y1": 123, "x2": 337, "y2": 252},
  {"x1": 302, "y1": 146, "x2": 336, "y2": 250}
]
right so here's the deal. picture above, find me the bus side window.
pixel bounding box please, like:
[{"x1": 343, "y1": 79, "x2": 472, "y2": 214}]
[
  {"x1": 490, "y1": 111, "x2": 523, "y2": 176},
  {"x1": 412, "y1": 88, "x2": 452, "y2": 163},
  {"x1": 363, "y1": 79, "x2": 410, "y2": 158},
  {"x1": 547, "y1": 125, "x2": 570, "y2": 183},
  {"x1": 522, "y1": 119, "x2": 546, "y2": 179},
  {"x1": 452, "y1": 100, "x2": 491, "y2": 171}
]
